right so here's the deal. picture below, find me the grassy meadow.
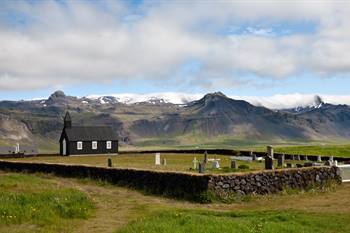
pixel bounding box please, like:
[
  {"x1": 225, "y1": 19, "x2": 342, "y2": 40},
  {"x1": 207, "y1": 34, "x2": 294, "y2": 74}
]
[
  {"x1": 0, "y1": 173, "x2": 94, "y2": 233},
  {"x1": 5, "y1": 153, "x2": 305, "y2": 174},
  {"x1": 0, "y1": 172, "x2": 350, "y2": 233}
]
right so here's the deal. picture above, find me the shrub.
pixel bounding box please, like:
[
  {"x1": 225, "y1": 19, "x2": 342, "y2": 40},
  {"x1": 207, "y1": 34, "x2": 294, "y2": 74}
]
[{"x1": 238, "y1": 164, "x2": 250, "y2": 170}]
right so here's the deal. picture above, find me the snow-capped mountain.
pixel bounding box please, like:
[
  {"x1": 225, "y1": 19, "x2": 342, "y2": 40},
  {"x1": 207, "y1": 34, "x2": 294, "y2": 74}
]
[
  {"x1": 86, "y1": 92, "x2": 203, "y2": 105},
  {"x1": 280, "y1": 95, "x2": 325, "y2": 114}
]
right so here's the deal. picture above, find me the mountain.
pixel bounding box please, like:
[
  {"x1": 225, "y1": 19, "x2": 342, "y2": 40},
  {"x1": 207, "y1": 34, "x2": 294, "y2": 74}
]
[
  {"x1": 281, "y1": 95, "x2": 325, "y2": 114},
  {"x1": 1, "y1": 91, "x2": 350, "y2": 152}
]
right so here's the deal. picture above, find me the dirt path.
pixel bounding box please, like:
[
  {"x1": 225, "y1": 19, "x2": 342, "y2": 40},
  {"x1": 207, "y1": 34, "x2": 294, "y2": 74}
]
[{"x1": 42, "y1": 175, "x2": 350, "y2": 233}]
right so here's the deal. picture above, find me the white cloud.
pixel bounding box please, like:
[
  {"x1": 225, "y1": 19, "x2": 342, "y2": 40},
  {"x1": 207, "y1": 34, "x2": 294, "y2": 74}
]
[
  {"x1": 1, "y1": 1, "x2": 350, "y2": 90},
  {"x1": 85, "y1": 92, "x2": 350, "y2": 109}
]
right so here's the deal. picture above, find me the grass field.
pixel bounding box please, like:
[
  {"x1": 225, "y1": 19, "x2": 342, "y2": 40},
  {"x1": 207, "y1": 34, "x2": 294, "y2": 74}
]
[
  {"x1": 270, "y1": 144, "x2": 350, "y2": 157},
  {"x1": 0, "y1": 173, "x2": 94, "y2": 233},
  {"x1": 1, "y1": 171, "x2": 350, "y2": 233},
  {"x1": 5, "y1": 153, "x2": 303, "y2": 173}
]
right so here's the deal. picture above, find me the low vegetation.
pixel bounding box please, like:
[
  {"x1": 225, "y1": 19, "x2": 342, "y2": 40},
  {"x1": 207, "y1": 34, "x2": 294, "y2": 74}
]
[
  {"x1": 0, "y1": 173, "x2": 94, "y2": 233},
  {"x1": 272, "y1": 144, "x2": 350, "y2": 157},
  {"x1": 0, "y1": 172, "x2": 350, "y2": 233},
  {"x1": 117, "y1": 209, "x2": 350, "y2": 233},
  {"x1": 2, "y1": 144, "x2": 350, "y2": 232}
]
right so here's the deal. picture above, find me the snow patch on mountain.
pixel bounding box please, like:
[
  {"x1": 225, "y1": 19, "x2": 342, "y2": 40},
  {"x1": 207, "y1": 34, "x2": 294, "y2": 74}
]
[{"x1": 86, "y1": 92, "x2": 203, "y2": 105}]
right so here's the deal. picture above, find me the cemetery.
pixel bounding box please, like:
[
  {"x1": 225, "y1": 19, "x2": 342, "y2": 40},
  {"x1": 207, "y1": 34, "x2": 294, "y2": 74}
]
[{"x1": 0, "y1": 145, "x2": 346, "y2": 202}]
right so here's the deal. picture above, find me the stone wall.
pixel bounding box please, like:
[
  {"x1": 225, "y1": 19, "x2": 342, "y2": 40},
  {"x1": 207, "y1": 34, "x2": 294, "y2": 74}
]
[
  {"x1": 209, "y1": 166, "x2": 342, "y2": 196},
  {"x1": 0, "y1": 160, "x2": 342, "y2": 202}
]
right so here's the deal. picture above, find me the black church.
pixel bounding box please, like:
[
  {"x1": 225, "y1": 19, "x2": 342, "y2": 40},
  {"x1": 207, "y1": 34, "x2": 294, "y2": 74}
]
[{"x1": 59, "y1": 112, "x2": 118, "y2": 156}]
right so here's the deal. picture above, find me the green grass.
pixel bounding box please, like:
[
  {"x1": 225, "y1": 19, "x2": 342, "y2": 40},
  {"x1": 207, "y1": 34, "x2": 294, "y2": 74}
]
[
  {"x1": 6, "y1": 153, "x2": 270, "y2": 173},
  {"x1": 116, "y1": 209, "x2": 350, "y2": 233},
  {"x1": 0, "y1": 173, "x2": 94, "y2": 233},
  {"x1": 1, "y1": 172, "x2": 350, "y2": 233},
  {"x1": 271, "y1": 144, "x2": 350, "y2": 157}
]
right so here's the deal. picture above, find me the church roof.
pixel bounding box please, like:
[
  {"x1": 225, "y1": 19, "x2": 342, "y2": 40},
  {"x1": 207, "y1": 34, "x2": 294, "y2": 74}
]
[
  {"x1": 63, "y1": 126, "x2": 118, "y2": 141},
  {"x1": 64, "y1": 112, "x2": 71, "y2": 121}
]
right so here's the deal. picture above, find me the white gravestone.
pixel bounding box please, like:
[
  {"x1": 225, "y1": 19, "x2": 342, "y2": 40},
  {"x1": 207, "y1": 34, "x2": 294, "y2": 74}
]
[
  {"x1": 155, "y1": 153, "x2": 161, "y2": 165},
  {"x1": 212, "y1": 160, "x2": 220, "y2": 169},
  {"x1": 193, "y1": 157, "x2": 198, "y2": 170}
]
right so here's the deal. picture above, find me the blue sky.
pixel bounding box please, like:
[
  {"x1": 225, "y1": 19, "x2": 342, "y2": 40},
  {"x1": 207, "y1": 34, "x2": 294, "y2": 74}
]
[{"x1": 1, "y1": 0, "x2": 350, "y2": 101}]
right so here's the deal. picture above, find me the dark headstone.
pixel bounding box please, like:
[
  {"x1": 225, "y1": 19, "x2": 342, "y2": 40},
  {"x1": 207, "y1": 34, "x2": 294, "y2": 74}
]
[
  {"x1": 231, "y1": 160, "x2": 237, "y2": 169},
  {"x1": 204, "y1": 151, "x2": 208, "y2": 164},
  {"x1": 286, "y1": 163, "x2": 292, "y2": 168},
  {"x1": 304, "y1": 162, "x2": 313, "y2": 167},
  {"x1": 265, "y1": 156, "x2": 273, "y2": 170},
  {"x1": 107, "y1": 158, "x2": 112, "y2": 167},
  {"x1": 296, "y1": 164, "x2": 303, "y2": 168},
  {"x1": 199, "y1": 162, "x2": 205, "y2": 173},
  {"x1": 277, "y1": 154, "x2": 285, "y2": 167}
]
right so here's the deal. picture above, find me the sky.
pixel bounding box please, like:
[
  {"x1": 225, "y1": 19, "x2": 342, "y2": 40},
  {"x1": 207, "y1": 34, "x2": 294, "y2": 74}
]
[{"x1": 1, "y1": 0, "x2": 350, "y2": 106}]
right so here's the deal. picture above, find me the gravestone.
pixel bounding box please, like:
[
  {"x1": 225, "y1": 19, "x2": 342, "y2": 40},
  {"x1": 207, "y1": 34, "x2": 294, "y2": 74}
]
[
  {"x1": 296, "y1": 164, "x2": 303, "y2": 168},
  {"x1": 250, "y1": 151, "x2": 257, "y2": 161},
  {"x1": 286, "y1": 163, "x2": 292, "y2": 168},
  {"x1": 231, "y1": 160, "x2": 237, "y2": 169},
  {"x1": 193, "y1": 157, "x2": 198, "y2": 170},
  {"x1": 162, "y1": 158, "x2": 167, "y2": 166},
  {"x1": 267, "y1": 145, "x2": 274, "y2": 159},
  {"x1": 325, "y1": 160, "x2": 331, "y2": 166},
  {"x1": 334, "y1": 160, "x2": 338, "y2": 166},
  {"x1": 252, "y1": 153, "x2": 257, "y2": 161},
  {"x1": 204, "y1": 151, "x2": 208, "y2": 164},
  {"x1": 265, "y1": 156, "x2": 273, "y2": 170},
  {"x1": 329, "y1": 156, "x2": 334, "y2": 163},
  {"x1": 304, "y1": 155, "x2": 308, "y2": 161},
  {"x1": 107, "y1": 157, "x2": 112, "y2": 167},
  {"x1": 317, "y1": 155, "x2": 322, "y2": 162},
  {"x1": 212, "y1": 160, "x2": 220, "y2": 169},
  {"x1": 277, "y1": 154, "x2": 284, "y2": 167},
  {"x1": 155, "y1": 153, "x2": 161, "y2": 165},
  {"x1": 265, "y1": 145, "x2": 274, "y2": 169},
  {"x1": 296, "y1": 155, "x2": 300, "y2": 161},
  {"x1": 304, "y1": 162, "x2": 313, "y2": 167},
  {"x1": 198, "y1": 162, "x2": 205, "y2": 173}
]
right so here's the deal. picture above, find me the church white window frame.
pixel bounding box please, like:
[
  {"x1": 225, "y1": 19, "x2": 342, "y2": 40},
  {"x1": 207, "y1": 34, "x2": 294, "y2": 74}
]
[
  {"x1": 77, "y1": 141, "x2": 83, "y2": 150},
  {"x1": 106, "y1": 141, "x2": 112, "y2": 149},
  {"x1": 92, "y1": 141, "x2": 98, "y2": 150}
]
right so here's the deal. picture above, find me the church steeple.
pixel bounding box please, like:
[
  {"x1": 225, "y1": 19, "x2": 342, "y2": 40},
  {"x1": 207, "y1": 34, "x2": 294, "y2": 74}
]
[{"x1": 64, "y1": 111, "x2": 72, "y2": 128}]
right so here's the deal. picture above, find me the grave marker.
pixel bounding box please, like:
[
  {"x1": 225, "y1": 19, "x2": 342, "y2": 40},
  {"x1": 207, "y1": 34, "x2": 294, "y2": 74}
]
[
  {"x1": 329, "y1": 156, "x2": 334, "y2": 163},
  {"x1": 317, "y1": 155, "x2": 322, "y2": 162},
  {"x1": 162, "y1": 158, "x2": 167, "y2": 166},
  {"x1": 107, "y1": 157, "x2": 112, "y2": 167},
  {"x1": 265, "y1": 145, "x2": 274, "y2": 169},
  {"x1": 193, "y1": 157, "x2": 198, "y2": 170},
  {"x1": 155, "y1": 153, "x2": 161, "y2": 165},
  {"x1": 199, "y1": 162, "x2": 205, "y2": 173},
  {"x1": 231, "y1": 160, "x2": 237, "y2": 169},
  {"x1": 277, "y1": 154, "x2": 284, "y2": 167},
  {"x1": 212, "y1": 160, "x2": 220, "y2": 169},
  {"x1": 204, "y1": 151, "x2": 208, "y2": 164},
  {"x1": 267, "y1": 145, "x2": 274, "y2": 159}
]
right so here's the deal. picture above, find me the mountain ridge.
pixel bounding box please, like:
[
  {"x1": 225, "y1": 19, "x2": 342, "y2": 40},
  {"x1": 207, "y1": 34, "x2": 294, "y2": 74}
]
[{"x1": 1, "y1": 91, "x2": 350, "y2": 151}]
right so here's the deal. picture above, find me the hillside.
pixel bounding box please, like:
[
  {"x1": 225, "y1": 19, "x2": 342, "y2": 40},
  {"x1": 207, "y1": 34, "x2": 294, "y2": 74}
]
[{"x1": 1, "y1": 91, "x2": 350, "y2": 152}]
